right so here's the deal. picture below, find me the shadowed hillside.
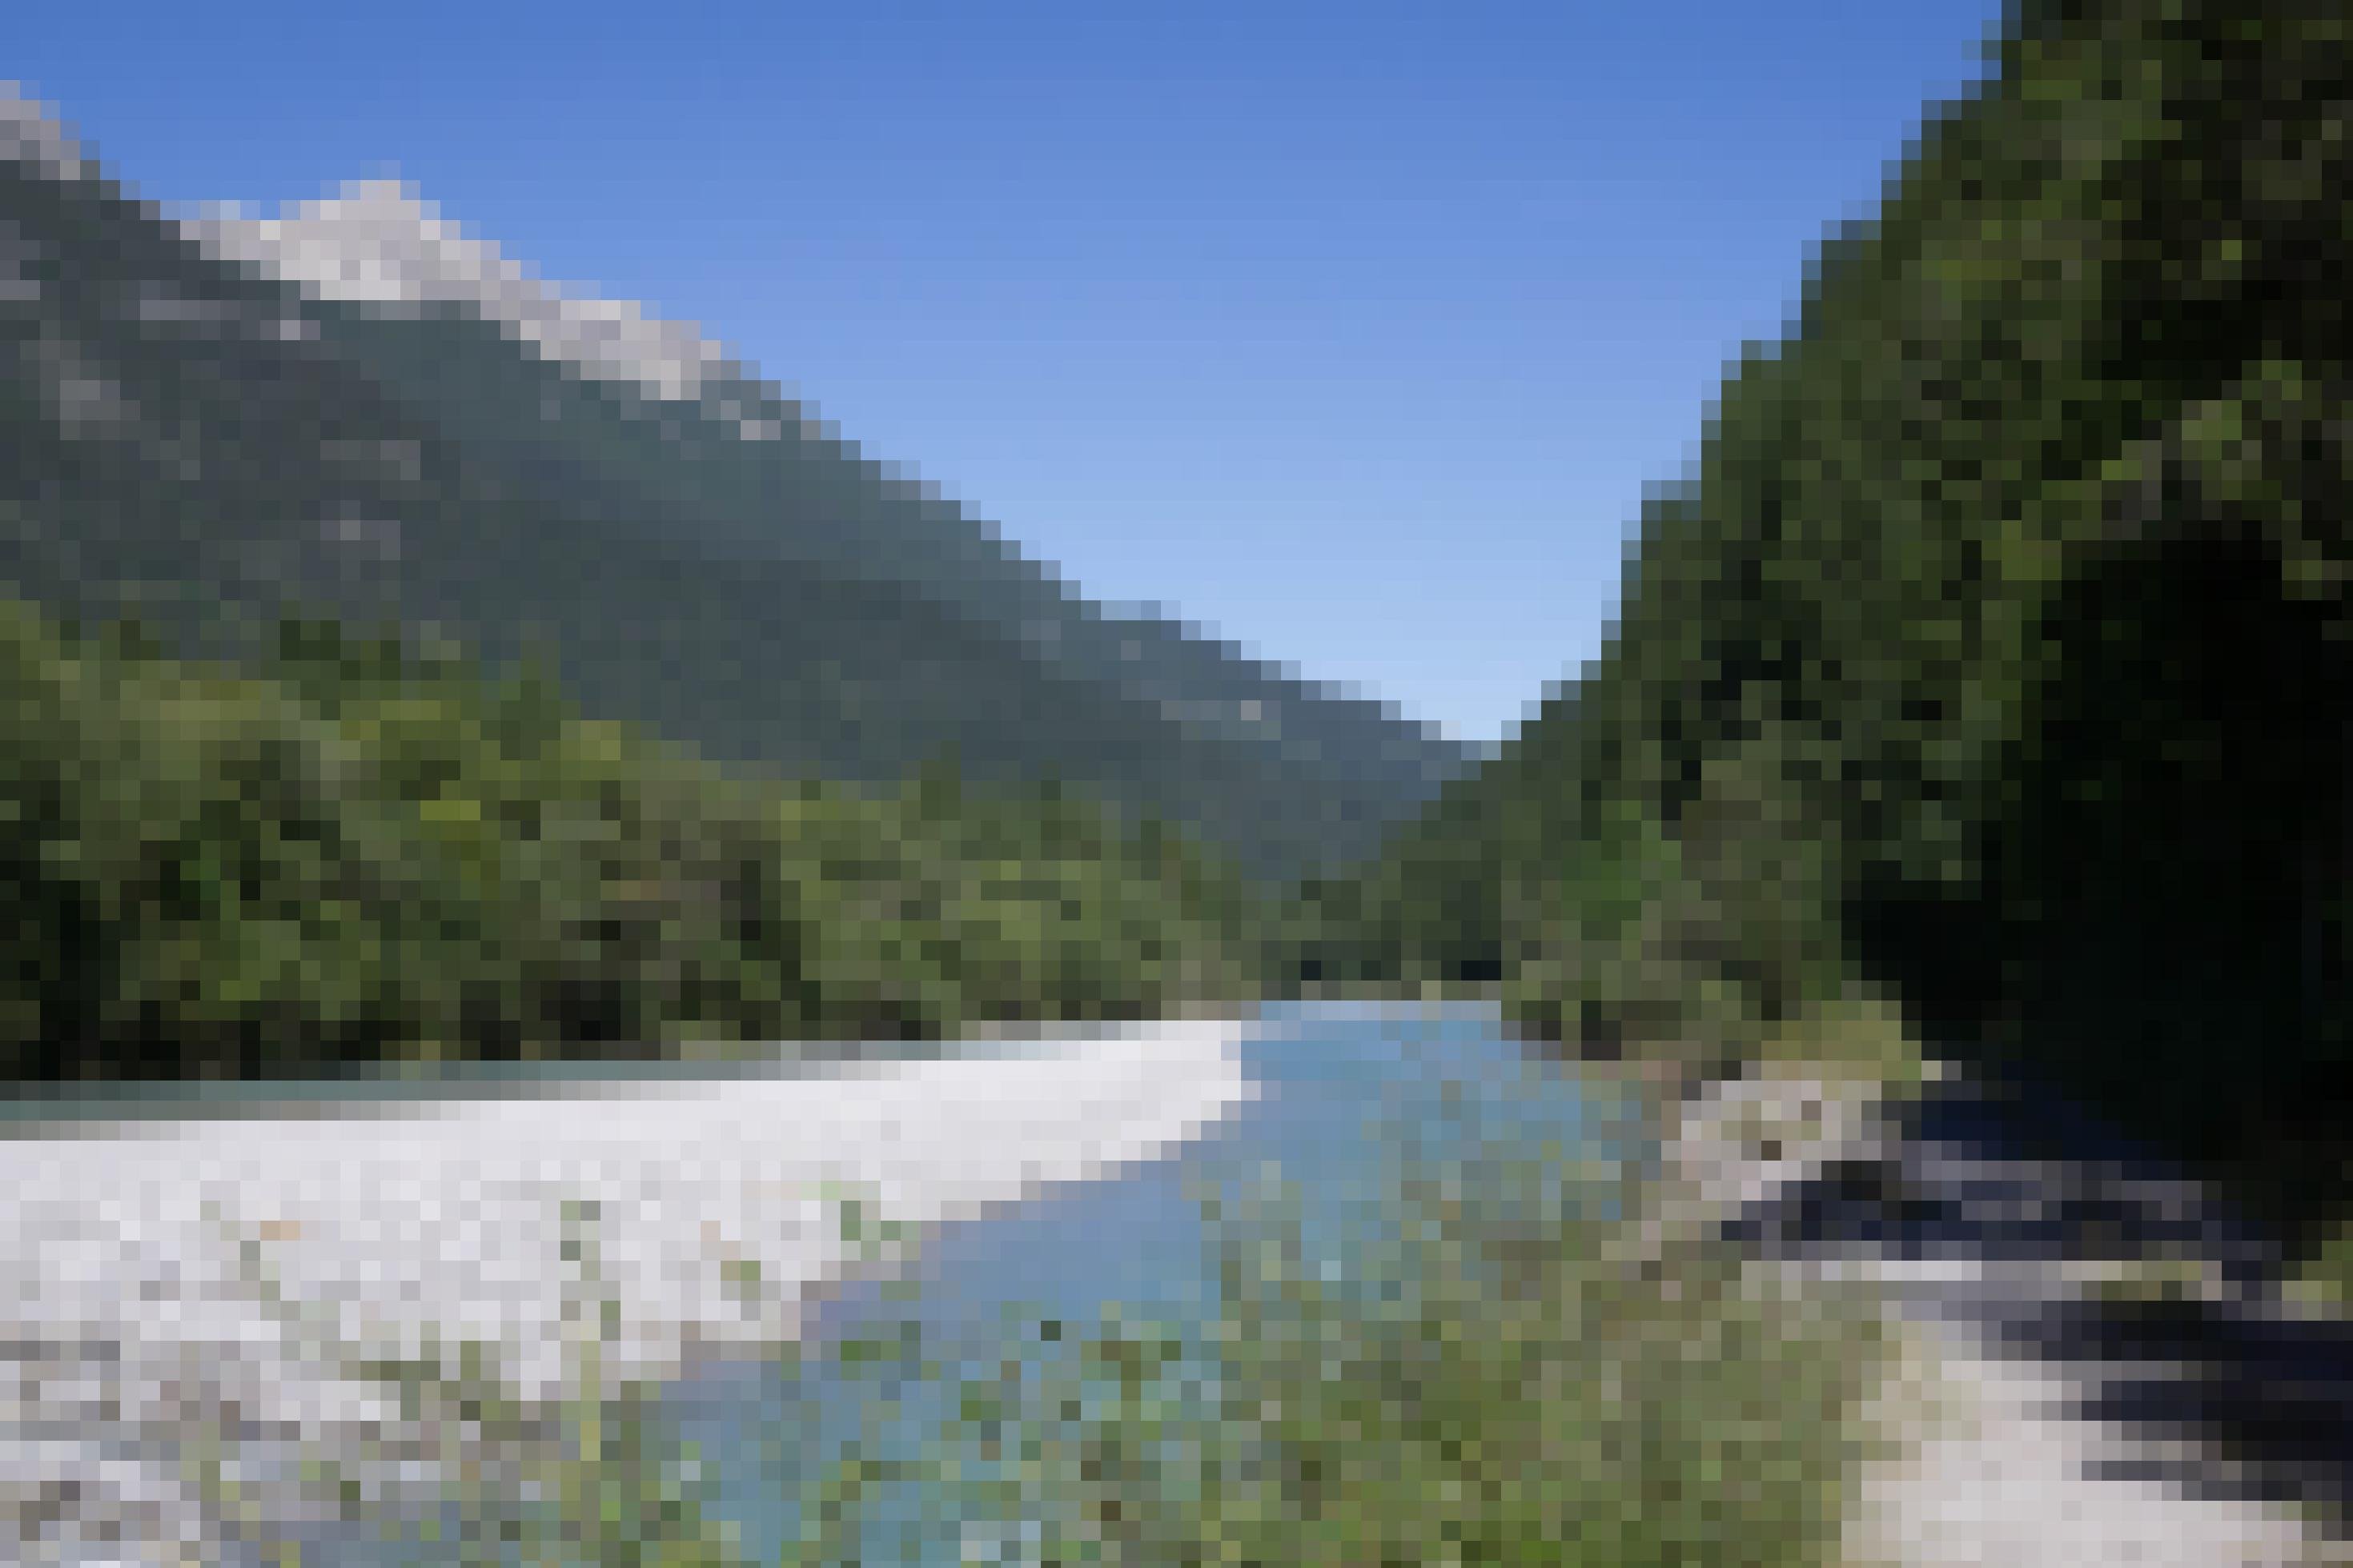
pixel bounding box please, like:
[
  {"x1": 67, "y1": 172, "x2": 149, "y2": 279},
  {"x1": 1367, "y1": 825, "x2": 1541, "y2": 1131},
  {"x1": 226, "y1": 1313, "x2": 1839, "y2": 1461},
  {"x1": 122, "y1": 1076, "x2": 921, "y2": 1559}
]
[
  {"x1": 0, "y1": 99, "x2": 1466, "y2": 884},
  {"x1": 1324, "y1": 0, "x2": 2353, "y2": 1252}
]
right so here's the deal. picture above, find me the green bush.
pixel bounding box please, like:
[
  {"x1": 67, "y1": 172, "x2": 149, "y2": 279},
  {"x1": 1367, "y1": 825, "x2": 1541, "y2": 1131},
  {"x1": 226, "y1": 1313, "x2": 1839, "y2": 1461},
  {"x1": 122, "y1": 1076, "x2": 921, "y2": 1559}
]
[
  {"x1": 784, "y1": 1144, "x2": 1887, "y2": 1568},
  {"x1": 0, "y1": 596, "x2": 1277, "y2": 1083}
]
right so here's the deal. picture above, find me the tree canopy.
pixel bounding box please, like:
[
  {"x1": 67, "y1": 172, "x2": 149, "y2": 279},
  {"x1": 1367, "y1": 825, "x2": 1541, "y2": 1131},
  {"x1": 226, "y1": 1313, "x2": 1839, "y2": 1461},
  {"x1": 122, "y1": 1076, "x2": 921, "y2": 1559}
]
[{"x1": 1324, "y1": 0, "x2": 2353, "y2": 1243}]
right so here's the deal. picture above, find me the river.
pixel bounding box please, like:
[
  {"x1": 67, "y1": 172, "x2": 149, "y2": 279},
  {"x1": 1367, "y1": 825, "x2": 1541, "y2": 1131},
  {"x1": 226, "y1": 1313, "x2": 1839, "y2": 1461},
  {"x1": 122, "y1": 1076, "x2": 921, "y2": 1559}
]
[{"x1": 0, "y1": 1001, "x2": 1641, "y2": 1566}]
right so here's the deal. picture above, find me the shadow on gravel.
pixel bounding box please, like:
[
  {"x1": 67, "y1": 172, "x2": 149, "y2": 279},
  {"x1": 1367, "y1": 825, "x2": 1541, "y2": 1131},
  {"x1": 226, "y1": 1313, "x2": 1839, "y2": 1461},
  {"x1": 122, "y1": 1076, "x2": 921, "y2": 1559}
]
[
  {"x1": 2013, "y1": 1293, "x2": 2353, "y2": 1523},
  {"x1": 1725, "y1": 1075, "x2": 2353, "y2": 1531}
]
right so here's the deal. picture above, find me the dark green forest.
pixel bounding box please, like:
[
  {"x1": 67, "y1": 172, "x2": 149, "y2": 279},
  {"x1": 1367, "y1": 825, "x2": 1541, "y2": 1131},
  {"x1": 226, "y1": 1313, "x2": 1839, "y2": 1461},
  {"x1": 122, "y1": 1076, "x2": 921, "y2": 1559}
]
[
  {"x1": 11, "y1": 0, "x2": 2353, "y2": 1271},
  {"x1": 1315, "y1": 0, "x2": 2353, "y2": 1253},
  {"x1": 0, "y1": 596, "x2": 1276, "y2": 1083}
]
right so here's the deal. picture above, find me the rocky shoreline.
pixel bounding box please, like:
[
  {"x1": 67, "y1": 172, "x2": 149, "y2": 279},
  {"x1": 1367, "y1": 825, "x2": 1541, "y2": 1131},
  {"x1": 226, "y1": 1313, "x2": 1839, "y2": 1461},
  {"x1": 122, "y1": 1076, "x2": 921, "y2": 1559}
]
[{"x1": 0, "y1": 1019, "x2": 1257, "y2": 1566}]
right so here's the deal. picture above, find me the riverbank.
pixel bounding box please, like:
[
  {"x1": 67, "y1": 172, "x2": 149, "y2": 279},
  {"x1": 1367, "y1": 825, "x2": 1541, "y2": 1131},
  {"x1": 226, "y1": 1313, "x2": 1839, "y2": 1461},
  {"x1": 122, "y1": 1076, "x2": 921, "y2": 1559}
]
[
  {"x1": 0, "y1": 1017, "x2": 1257, "y2": 1566},
  {"x1": 22, "y1": 1000, "x2": 2334, "y2": 1568}
]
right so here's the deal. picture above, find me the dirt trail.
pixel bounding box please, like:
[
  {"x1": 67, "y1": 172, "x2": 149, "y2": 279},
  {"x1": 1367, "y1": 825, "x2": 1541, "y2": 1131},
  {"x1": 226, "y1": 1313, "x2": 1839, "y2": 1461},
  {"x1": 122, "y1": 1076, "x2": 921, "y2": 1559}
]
[{"x1": 1663, "y1": 1069, "x2": 2353, "y2": 1568}]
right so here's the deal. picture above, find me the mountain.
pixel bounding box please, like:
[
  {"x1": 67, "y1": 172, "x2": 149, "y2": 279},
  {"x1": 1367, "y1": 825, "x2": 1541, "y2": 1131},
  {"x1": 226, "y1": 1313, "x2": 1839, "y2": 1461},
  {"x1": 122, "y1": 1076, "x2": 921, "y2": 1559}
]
[
  {"x1": 0, "y1": 92, "x2": 1468, "y2": 880},
  {"x1": 1334, "y1": 0, "x2": 2353, "y2": 1246}
]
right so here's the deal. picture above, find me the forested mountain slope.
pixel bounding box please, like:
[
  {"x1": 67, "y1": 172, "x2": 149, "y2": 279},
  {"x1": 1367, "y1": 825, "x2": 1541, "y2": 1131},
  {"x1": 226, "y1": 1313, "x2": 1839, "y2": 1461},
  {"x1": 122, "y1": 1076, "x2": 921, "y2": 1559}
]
[
  {"x1": 0, "y1": 98, "x2": 1466, "y2": 883},
  {"x1": 1332, "y1": 0, "x2": 2353, "y2": 1249}
]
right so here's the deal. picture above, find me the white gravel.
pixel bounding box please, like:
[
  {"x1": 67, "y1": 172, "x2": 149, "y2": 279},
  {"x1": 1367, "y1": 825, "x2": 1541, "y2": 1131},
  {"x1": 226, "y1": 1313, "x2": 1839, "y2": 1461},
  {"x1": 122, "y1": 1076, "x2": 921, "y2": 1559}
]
[{"x1": 0, "y1": 1019, "x2": 1256, "y2": 1566}]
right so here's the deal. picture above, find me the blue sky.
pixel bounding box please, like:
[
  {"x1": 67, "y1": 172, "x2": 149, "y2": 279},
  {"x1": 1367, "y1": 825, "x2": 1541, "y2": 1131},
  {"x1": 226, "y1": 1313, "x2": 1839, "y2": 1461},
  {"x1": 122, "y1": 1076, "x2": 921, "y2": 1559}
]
[{"x1": 18, "y1": 1, "x2": 2010, "y2": 744}]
